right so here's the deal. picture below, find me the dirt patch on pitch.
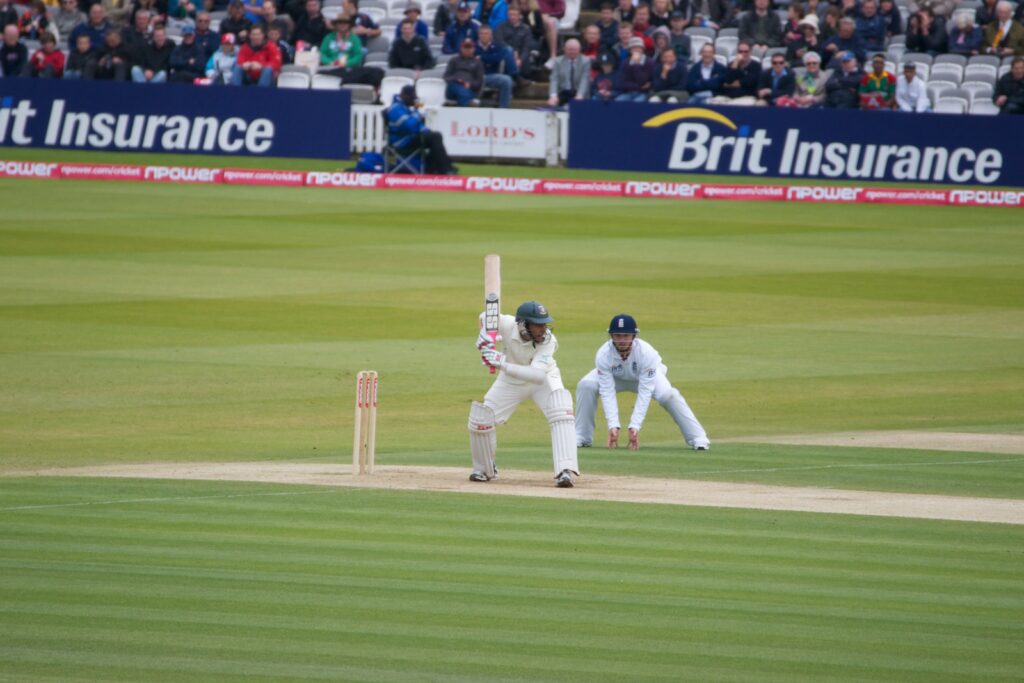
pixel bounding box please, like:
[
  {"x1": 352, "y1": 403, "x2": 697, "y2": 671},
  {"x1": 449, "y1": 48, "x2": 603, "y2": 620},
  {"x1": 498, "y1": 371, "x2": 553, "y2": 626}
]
[
  {"x1": 13, "y1": 461, "x2": 1024, "y2": 525},
  {"x1": 722, "y1": 431, "x2": 1024, "y2": 455}
]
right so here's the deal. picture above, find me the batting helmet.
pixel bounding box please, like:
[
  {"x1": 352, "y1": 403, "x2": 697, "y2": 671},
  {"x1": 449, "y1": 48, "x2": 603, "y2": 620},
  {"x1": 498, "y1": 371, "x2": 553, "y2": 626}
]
[
  {"x1": 515, "y1": 301, "x2": 554, "y2": 324},
  {"x1": 608, "y1": 314, "x2": 638, "y2": 335}
]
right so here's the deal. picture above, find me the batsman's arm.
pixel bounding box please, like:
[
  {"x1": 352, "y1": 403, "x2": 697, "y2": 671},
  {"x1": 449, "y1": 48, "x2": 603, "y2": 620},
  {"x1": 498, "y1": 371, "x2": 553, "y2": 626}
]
[{"x1": 479, "y1": 347, "x2": 547, "y2": 384}]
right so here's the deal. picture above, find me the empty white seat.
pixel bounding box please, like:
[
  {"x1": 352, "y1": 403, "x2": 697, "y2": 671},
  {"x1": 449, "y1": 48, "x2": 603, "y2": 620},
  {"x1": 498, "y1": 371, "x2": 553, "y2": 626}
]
[
  {"x1": 415, "y1": 76, "x2": 447, "y2": 106},
  {"x1": 380, "y1": 75, "x2": 414, "y2": 104},
  {"x1": 934, "y1": 96, "x2": 968, "y2": 113},
  {"x1": 278, "y1": 71, "x2": 311, "y2": 89}
]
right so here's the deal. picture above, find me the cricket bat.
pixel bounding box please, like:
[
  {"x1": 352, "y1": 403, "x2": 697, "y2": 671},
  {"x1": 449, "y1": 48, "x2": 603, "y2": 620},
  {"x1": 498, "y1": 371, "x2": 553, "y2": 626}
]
[{"x1": 484, "y1": 254, "x2": 501, "y2": 374}]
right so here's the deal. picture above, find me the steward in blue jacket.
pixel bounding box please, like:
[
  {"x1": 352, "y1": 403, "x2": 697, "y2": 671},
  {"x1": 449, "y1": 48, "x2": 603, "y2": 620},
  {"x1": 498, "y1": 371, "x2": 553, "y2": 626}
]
[{"x1": 386, "y1": 85, "x2": 457, "y2": 175}]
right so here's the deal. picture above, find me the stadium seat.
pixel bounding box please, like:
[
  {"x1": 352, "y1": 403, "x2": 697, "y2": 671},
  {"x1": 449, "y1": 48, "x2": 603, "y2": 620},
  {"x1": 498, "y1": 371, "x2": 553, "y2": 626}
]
[
  {"x1": 886, "y1": 44, "x2": 906, "y2": 64},
  {"x1": 715, "y1": 43, "x2": 733, "y2": 61},
  {"x1": 364, "y1": 35, "x2": 392, "y2": 53},
  {"x1": 311, "y1": 73, "x2": 342, "y2": 89},
  {"x1": 684, "y1": 26, "x2": 717, "y2": 40},
  {"x1": 365, "y1": 50, "x2": 390, "y2": 64},
  {"x1": 278, "y1": 71, "x2": 311, "y2": 89},
  {"x1": 323, "y1": 6, "x2": 342, "y2": 20},
  {"x1": 343, "y1": 83, "x2": 377, "y2": 103},
  {"x1": 435, "y1": 52, "x2": 454, "y2": 64},
  {"x1": 294, "y1": 47, "x2": 320, "y2": 72},
  {"x1": 559, "y1": 0, "x2": 581, "y2": 33},
  {"x1": 715, "y1": 35, "x2": 738, "y2": 58},
  {"x1": 998, "y1": 63, "x2": 1010, "y2": 78},
  {"x1": 903, "y1": 51, "x2": 933, "y2": 65},
  {"x1": 689, "y1": 34, "x2": 712, "y2": 62},
  {"x1": 362, "y1": 0, "x2": 387, "y2": 8},
  {"x1": 934, "y1": 53, "x2": 967, "y2": 66},
  {"x1": 365, "y1": 61, "x2": 389, "y2": 69},
  {"x1": 420, "y1": 65, "x2": 447, "y2": 78},
  {"x1": 934, "y1": 97, "x2": 967, "y2": 114},
  {"x1": 929, "y1": 62, "x2": 963, "y2": 82},
  {"x1": 964, "y1": 63, "x2": 998, "y2": 84},
  {"x1": 415, "y1": 76, "x2": 447, "y2": 107},
  {"x1": 717, "y1": 27, "x2": 738, "y2": 38},
  {"x1": 967, "y1": 54, "x2": 1000, "y2": 68},
  {"x1": 961, "y1": 81, "x2": 993, "y2": 102},
  {"x1": 386, "y1": 67, "x2": 417, "y2": 79},
  {"x1": 380, "y1": 75, "x2": 414, "y2": 104},
  {"x1": 969, "y1": 100, "x2": 1000, "y2": 115},
  {"x1": 363, "y1": 6, "x2": 387, "y2": 22},
  {"x1": 926, "y1": 79, "x2": 957, "y2": 105}
]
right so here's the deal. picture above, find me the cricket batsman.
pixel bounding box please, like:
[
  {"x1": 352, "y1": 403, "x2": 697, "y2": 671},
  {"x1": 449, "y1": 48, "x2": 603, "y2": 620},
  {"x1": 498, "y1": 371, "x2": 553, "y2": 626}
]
[
  {"x1": 575, "y1": 314, "x2": 710, "y2": 451},
  {"x1": 470, "y1": 301, "x2": 580, "y2": 488}
]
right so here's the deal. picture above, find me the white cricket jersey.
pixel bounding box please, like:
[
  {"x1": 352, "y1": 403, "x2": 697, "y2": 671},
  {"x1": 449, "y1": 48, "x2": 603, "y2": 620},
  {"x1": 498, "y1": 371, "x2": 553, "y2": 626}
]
[
  {"x1": 496, "y1": 314, "x2": 559, "y2": 385},
  {"x1": 595, "y1": 338, "x2": 663, "y2": 431}
]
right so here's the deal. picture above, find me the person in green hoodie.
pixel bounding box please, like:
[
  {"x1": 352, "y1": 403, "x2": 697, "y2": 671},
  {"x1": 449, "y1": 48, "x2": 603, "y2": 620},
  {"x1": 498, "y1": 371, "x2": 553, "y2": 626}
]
[{"x1": 319, "y1": 14, "x2": 383, "y2": 88}]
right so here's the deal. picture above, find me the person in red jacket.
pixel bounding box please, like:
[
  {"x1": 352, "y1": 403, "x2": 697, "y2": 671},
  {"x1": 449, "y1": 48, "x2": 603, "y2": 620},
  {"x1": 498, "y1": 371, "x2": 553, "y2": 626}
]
[
  {"x1": 230, "y1": 24, "x2": 280, "y2": 86},
  {"x1": 28, "y1": 29, "x2": 63, "y2": 78}
]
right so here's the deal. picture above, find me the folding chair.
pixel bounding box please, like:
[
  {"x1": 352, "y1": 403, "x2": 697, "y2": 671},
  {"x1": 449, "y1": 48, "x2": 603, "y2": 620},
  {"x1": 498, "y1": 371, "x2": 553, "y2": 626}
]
[{"x1": 382, "y1": 108, "x2": 426, "y2": 173}]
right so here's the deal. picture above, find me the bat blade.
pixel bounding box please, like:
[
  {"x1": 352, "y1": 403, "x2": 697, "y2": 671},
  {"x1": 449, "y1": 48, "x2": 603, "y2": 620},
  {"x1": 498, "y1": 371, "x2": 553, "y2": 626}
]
[{"x1": 484, "y1": 254, "x2": 501, "y2": 374}]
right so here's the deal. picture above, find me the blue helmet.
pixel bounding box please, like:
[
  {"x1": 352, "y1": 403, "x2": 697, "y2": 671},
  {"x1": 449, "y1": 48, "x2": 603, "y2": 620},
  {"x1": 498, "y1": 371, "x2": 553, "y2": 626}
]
[
  {"x1": 516, "y1": 301, "x2": 554, "y2": 324},
  {"x1": 608, "y1": 314, "x2": 638, "y2": 335}
]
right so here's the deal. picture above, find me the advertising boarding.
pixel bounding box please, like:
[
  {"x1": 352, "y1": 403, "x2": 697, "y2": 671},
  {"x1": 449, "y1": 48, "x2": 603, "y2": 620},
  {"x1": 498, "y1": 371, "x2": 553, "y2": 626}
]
[
  {"x1": 0, "y1": 79, "x2": 350, "y2": 159},
  {"x1": 568, "y1": 101, "x2": 1024, "y2": 186}
]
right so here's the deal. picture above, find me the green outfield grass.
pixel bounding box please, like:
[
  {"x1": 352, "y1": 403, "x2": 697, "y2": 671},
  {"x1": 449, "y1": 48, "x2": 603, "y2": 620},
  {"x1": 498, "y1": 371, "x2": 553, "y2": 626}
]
[{"x1": 1, "y1": 166, "x2": 1023, "y2": 680}]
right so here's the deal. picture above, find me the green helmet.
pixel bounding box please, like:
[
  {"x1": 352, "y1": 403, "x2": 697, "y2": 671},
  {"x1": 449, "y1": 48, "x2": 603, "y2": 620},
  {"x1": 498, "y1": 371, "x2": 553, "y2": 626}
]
[{"x1": 515, "y1": 300, "x2": 554, "y2": 324}]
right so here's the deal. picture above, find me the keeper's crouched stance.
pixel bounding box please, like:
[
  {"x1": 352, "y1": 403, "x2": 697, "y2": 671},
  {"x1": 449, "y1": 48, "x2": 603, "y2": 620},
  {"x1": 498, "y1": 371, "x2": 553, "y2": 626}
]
[{"x1": 470, "y1": 301, "x2": 579, "y2": 488}]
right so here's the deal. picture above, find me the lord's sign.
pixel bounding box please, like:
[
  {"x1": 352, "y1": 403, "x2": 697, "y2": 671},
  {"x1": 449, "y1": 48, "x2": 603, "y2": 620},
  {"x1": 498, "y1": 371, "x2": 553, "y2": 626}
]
[
  {"x1": 0, "y1": 78, "x2": 349, "y2": 159},
  {"x1": 568, "y1": 102, "x2": 1024, "y2": 186}
]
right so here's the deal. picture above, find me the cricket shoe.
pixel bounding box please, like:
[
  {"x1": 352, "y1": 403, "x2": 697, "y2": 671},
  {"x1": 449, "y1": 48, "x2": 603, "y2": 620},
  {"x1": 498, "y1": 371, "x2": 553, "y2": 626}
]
[
  {"x1": 554, "y1": 470, "x2": 575, "y2": 488},
  {"x1": 577, "y1": 439, "x2": 592, "y2": 448},
  {"x1": 693, "y1": 444, "x2": 710, "y2": 451},
  {"x1": 468, "y1": 466, "x2": 499, "y2": 482}
]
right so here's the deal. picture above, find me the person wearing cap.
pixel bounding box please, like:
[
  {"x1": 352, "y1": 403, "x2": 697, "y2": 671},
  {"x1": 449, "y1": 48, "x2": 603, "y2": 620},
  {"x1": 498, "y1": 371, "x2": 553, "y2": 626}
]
[
  {"x1": 547, "y1": 36, "x2": 590, "y2": 105},
  {"x1": 230, "y1": 24, "x2": 280, "y2": 85},
  {"x1": 825, "y1": 50, "x2": 863, "y2": 107},
  {"x1": 686, "y1": 41, "x2": 725, "y2": 103},
  {"x1": 394, "y1": 2, "x2": 429, "y2": 39},
  {"x1": 590, "y1": 48, "x2": 617, "y2": 99},
  {"x1": 474, "y1": 0, "x2": 508, "y2": 31},
  {"x1": 319, "y1": 15, "x2": 384, "y2": 87},
  {"x1": 575, "y1": 314, "x2": 710, "y2": 453},
  {"x1": 386, "y1": 84, "x2": 457, "y2": 174},
  {"x1": 783, "y1": 50, "x2": 828, "y2": 107},
  {"x1": 895, "y1": 60, "x2": 929, "y2": 111},
  {"x1": 169, "y1": 20, "x2": 207, "y2": 81},
  {"x1": 205, "y1": 30, "x2": 237, "y2": 83},
  {"x1": 858, "y1": 52, "x2": 895, "y2": 109},
  {"x1": 668, "y1": 10, "x2": 691, "y2": 65},
  {"x1": 220, "y1": 0, "x2": 254, "y2": 44},
  {"x1": 442, "y1": 0, "x2": 479, "y2": 54},
  {"x1": 496, "y1": 4, "x2": 537, "y2": 80},
  {"x1": 855, "y1": 0, "x2": 887, "y2": 52},
  {"x1": 476, "y1": 24, "x2": 517, "y2": 106},
  {"x1": 615, "y1": 34, "x2": 654, "y2": 100},
  {"x1": 785, "y1": 13, "x2": 821, "y2": 63},
  {"x1": 738, "y1": 0, "x2": 782, "y2": 56},
  {"x1": 293, "y1": 0, "x2": 329, "y2": 47},
  {"x1": 389, "y1": 16, "x2": 434, "y2": 69},
  {"x1": 343, "y1": 0, "x2": 382, "y2": 40},
  {"x1": 593, "y1": 1, "x2": 618, "y2": 50},
  {"x1": 822, "y1": 17, "x2": 864, "y2": 68},
  {"x1": 444, "y1": 35, "x2": 485, "y2": 104}
]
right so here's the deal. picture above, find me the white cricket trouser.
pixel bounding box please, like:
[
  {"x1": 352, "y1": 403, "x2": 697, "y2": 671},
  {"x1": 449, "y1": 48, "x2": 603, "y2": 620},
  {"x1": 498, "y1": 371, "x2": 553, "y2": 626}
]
[
  {"x1": 574, "y1": 369, "x2": 709, "y2": 448},
  {"x1": 482, "y1": 375, "x2": 579, "y2": 475}
]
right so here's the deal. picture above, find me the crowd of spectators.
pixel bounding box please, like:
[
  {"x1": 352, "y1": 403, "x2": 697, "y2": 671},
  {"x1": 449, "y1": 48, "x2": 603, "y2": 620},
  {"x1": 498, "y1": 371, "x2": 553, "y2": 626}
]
[{"x1": 0, "y1": 0, "x2": 1020, "y2": 113}]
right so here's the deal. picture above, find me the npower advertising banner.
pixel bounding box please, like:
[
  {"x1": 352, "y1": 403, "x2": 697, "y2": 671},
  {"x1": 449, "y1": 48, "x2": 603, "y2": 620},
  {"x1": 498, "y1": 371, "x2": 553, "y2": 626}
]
[
  {"x1": 0, "y1": 79, "x2": 349, "y2": 159},
  {"x1": 568, "y1": 101, "x2": 1024, "y2": 186}
]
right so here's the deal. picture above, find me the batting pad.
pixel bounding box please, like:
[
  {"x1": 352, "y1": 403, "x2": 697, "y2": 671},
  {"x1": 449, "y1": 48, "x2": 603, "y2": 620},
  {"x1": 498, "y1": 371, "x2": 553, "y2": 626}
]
[
  {"x1": 468, "y1": 401, "x2": 497, "y2": 479},
  {"x1": 544, "y1": 389, "x2": 579, "y2": 475}
]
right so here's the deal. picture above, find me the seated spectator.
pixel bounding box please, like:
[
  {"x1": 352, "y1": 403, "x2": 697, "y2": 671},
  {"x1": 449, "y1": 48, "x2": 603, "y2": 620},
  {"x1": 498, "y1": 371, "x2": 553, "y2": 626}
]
[
  {"x1": 94, "y1": 27, "x2": 130, "y2": 79},
  {"x1": 474, "y1": 0, "x2": 508, "y2": 31},
  {"x1": 518, "y1": 0, "x2": 548, "y2": 62},
  {"x1": 387, "y1": 84, "x2": 456, "y2": 174},
  {"x1": 977, "y1": 0, "x2": 1000, "y2": 27},
  {"x1": 593, "y1": 2, "x2": 618, "y2": 50},
  {"x1": 121, "y1": 9, "x2": 151, "y2": 62},
  {"x1": 916, "y1": 0, "x2": 955, "y2": 20},
  {"x1": 648, "y1": 0, "x2": 669, "y2": 28},
  {"x1": 825, "y1": 51, "x2": 862, "y2": 107},
  {"x1": 630, "y1": 4, "x2": 654, "y2": 47},
  {"x1": 858, "y1": 52, "x2": 894, "y2": 108},
  {"x1": 777, "y1": 49, "x2": 827, "y2": 106},
  {"x1": 292, "y1": 0, "x2": 328, "y2": 48},
  {"x1": 786, "y1": 14, "x2": 822, "y2": 63},
  {"x1": 756, "y1": 52, "x2": 794, "y2": 104},
  {"x1": 27, "y1": 29, "x2": 62, "y2": 77},
  {"x1": 591, "y1": 48, "x2": 617, "y2": 99},
  {"x1": 717, "y1": 39, "x2": 761, "y2": 102},
  {"x1": 612, "y1": 0, "x2": 633, "y2": 25},
  {"x1": 69, "y1": 4, "x2": 110, "y2": 50},
  {"x1": 344, "y1": 0, "x2": 382, "y2": 41},
  {"x1": 167, "y1": 0, "x2": 200, "y2": 22},
  {"x1": 537, "y1": 0, "x2": 564, "y2": 69},
  {"x1": 103, "y1": 0, "x2": 132, "y2": 28},
  {"x1": 205, "y1": 31, "x2": 236, "y2": 83},
  {"x1": 54, "y1": 0, "x2": 84, "y2": 42},
  {"x1": 476, "y1": 24, "x2": 516, "y2": 107},
  {"x1": 823, "y1": 17, "x2": 865, "y2": 67},
  {"x1": 268, "y1": 19, "x2": 293, "y2": 63},
  {"x1": 496, "y1": 4, "x2": 537, "y2": 79},
  {"x1": 895, "y1": 60, "x2": 929, "y2": 111},
  {"x1": 581, "y1": 24, "x2": 601, "y2": 63},
  {"x1": 434, "y1": 0, "x2": 458, "y2": 36},
  {"x1": 949, "y1": 13, "x2": 983, "y2": 56},
  {"x1": 994, "y1": 55, "x2": 1024, "y2": 112},
  {"x1": 0, "y1": 0, "x2": 18, "y2": 29},
  {"x1": 616, "y1": 35, "x2": 653, "y2": 100},
  {"x1": 688, "y1": 0, "x2": 733, "y2": 30},
  {"x1": 231, "y1": 23, "x2": 279, "y2": 85},
  {"x1": 877, "y1": 0, "x2": 901, "y2": 38},
  {"x1": 195, "y1": 12, "x2": 220, "y2": 59},
  {"x1": 170, "y1": 21, "x2": 206, "y2": 81},
  {"x1": 443, "y1": 0, "x2": 479, "y2": 54},
  {"x1": 390, "y1": 17, "x2": 434, "y2": 70},
  {"x1": 131, "y1": 25, "x2": 173, "y2": 82},
  {"x1": 782, "y1": 4, "x2": 805, "y2": 45},
  {"x1": 444, "y1": 36, "x2": 485, "y2": 105},
  {"x1": 220, "y1": 0, "x2": 253, "y2": 44},
  {"x1": 239, "y1": 0, "x2": 263, "y2": 25},
  {"x1": 906, "y1": 9, "x2": 947, "y2": 55},
  {"x1": 0, "y1": 23, "x2": 27, "y2": 76},
  {"x1": 650, "y1": 26, "x2": 672, "y2": 61},
  {"x1": 611, "y1": 21, "x2": 633, "y2": 63},
  {"x1": 256, "y1": 0, "x2": 278, "y2": 30},
  {"x1": 686, "y1": 42, "x2": 725, "y2": 103},
  {"x1": 667, "y1": 11, "x2": 690, "y2": 65},
  {"x1": 650, "y1": 44, "x2": 688, "y2": 100},
  {"x1": 547, "y1": 36, "x2": 590, "y2": 105},
  {"x1": 820, "y1": 6, "x2": 842, "y2": 41},
  {"x1": 739, "y1": 0, "x2": 783, "y2": 56},
  {"x1": 983, "y1": 1, "x2": 1024, "y2": 56},
  {"x1": 129, "y1": 0, "x2": 161, "y2": 31},
  {"x1": 319, "y1": 15, "x2": 383, "y2": 86},
  {"x1": 64, "y1": 32, "x2": 96, "y2": 78},
  {"x1": 396, "y1": 2, "x2": 429, "y2": 40},
  {"x1": 18, "y1": 0, "x2": 54, "y2": 42},
  {"x1": 855, "y1": 0, "x2": 887, "y2": 52}
]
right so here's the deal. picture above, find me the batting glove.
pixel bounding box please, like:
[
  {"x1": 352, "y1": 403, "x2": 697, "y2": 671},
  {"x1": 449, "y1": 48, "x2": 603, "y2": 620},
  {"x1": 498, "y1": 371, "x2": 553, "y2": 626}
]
[
  {"x1": 476, "y1": 329, "x2": 499, "y2": 350},
  {"x1": 480, "y1": 347, "x2": 506, "y2": 369}
]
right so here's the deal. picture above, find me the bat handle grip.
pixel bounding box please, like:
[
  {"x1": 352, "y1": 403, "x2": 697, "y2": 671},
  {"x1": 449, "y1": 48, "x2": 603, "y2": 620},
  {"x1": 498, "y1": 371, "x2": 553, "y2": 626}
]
[{"x1": 488, "y1": 331, "x2": 498, "y2": 374}]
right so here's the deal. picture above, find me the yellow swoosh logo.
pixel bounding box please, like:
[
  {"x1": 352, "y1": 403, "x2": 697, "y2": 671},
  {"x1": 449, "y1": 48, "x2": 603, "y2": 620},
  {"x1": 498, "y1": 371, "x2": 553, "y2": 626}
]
[{"x1": 642, "y1": 108, "x2": 738, "y2": 130}]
